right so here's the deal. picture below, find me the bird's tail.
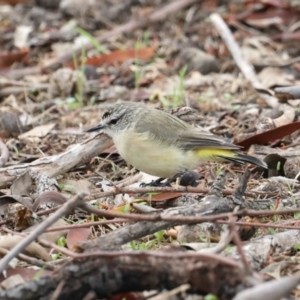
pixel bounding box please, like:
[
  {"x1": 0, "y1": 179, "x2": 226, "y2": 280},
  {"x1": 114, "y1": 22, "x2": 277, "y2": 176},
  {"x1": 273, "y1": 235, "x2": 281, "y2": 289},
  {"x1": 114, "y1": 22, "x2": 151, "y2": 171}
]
[{"x1": 219, "y1": 152, "x2": 267, "y2": 169}]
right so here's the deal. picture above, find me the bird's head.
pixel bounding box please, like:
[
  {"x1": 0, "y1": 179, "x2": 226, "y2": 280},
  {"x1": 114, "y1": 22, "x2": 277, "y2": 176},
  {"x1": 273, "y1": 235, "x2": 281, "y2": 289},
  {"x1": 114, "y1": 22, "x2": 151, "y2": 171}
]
[{"x1": 86, "y1": 102, "x2": 145, "y2": 137}]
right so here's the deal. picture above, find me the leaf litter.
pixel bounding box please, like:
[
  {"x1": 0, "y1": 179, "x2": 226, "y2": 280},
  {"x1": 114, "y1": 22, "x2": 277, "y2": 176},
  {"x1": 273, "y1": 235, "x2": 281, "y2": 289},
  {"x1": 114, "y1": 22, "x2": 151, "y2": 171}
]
[{"x1": 0, "y1": 0, "x2": 300, "y2": 299}]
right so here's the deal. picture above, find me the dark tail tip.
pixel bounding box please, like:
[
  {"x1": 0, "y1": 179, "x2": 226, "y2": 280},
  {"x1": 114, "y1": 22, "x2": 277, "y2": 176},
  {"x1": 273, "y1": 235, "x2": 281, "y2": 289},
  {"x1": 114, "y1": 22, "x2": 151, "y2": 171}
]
[{"x1": 235, "y1": 153, "x2": 268, "y2": 169}]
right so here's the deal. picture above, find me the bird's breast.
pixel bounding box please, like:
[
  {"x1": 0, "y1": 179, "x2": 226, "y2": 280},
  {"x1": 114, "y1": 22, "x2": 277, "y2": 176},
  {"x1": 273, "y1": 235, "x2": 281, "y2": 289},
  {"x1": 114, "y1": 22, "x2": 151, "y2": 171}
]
[{"x1": 112, "y1": 128, "x2": 199, "y2": 178}]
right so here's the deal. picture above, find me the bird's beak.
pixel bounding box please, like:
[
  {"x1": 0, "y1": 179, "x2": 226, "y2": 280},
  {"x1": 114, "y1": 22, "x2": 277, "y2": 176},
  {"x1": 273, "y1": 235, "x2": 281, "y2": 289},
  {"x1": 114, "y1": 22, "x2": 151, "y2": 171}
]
[{"x1": 86, "y1": 123, "x2": 105, "y2": 132}]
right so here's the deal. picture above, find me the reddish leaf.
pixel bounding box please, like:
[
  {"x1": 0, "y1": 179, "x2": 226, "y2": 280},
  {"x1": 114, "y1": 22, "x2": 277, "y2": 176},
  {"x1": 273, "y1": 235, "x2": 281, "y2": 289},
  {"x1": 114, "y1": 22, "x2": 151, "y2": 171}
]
[
  {"x1": 67, "y1": 43, "x2": 158, "y2": 68},
  {"x1": 237, "y1": 121, "x2": 300, "y2": 150},
  {"x1": 0, "y1": 49, "x2": 28, "y2": 70},
  {"x1": 245, "y1": 0, "x2": 290, "y2": 9},
  {"x1": 0, "y1": 0, "x2": 29, "y2": 5},
  {"x1": 66, "y1": 228, "x2": 90, "y2": 250},
  {"x1": 243, "y1": 8, "x2": 297, "y2": 27}
]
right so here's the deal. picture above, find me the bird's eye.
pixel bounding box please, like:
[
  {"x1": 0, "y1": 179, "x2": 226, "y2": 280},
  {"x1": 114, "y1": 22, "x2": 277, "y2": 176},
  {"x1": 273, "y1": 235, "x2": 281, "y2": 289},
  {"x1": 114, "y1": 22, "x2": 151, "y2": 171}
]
[
  {"x1": 103, "y1": 112, "x2": 110, "y2": 119},
  {"x1": 109, "y1": 118, "x2": 118, "y2": 125}
]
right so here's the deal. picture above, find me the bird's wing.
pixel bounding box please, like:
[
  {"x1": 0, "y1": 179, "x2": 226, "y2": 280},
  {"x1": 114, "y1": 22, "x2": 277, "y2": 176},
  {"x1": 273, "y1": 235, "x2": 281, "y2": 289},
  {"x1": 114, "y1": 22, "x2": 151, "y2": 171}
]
[
  {"x1": 135, "y1": 109, "x2": 240, "y2": 150},
  {"x1": 176, "y1": 128, "x2": 241, "y2": 150},
  {"x1": 135, "y1": 109, "x2": 188, "y2": 143}
]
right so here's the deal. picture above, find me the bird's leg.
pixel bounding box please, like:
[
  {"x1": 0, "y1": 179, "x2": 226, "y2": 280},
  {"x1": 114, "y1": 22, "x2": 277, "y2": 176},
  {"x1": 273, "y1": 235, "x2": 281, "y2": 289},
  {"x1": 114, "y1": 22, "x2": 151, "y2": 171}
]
[
  {"x1": 160, "y1": 172, "x2": 184, "y2": 186},
  {"x1": 143, "y1": 171, "x2": 201, "y2": 187},
  {"x1": 140, "y1": 172, "x2": 184, "y2": 187},
  {"x1": 140, "y1": 177, "x2": 165, "y2": 187}
]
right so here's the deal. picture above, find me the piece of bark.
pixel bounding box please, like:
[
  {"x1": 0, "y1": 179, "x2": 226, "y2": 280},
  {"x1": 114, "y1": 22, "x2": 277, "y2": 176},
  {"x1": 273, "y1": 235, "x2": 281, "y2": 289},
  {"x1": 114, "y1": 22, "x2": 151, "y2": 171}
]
[
  {"x1": 0, "y1": 133, "x2": 113, "y2": 188},
  {"x1": 229, "y1": 229, "x2": 300, "y2": 271},
  {"x1": 0, "y1": 255, "x2": 251, "y2": 300}
]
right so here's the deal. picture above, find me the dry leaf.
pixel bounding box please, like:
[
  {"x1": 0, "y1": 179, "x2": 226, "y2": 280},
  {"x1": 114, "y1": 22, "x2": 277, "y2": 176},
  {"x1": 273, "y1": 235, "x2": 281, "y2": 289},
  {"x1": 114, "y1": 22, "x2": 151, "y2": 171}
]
[
  {"x1": 0, "y1": 236, "x2": 51, "y2": 261},
  {"x1": 10, "y1": 172, "x2": 32, "y2": 196},
  {"x1": 19, "y1": 123, "x2": 55, "y2": 139},
  {"x1": 66, "y1": 227, "x2": 90, "y2": 250},
  {"x1": 258, "y1": 67, "x2": 295, "y2": 88},
  {"x1": 58, "y1": 179, "x2": 91, "y2": 195}
]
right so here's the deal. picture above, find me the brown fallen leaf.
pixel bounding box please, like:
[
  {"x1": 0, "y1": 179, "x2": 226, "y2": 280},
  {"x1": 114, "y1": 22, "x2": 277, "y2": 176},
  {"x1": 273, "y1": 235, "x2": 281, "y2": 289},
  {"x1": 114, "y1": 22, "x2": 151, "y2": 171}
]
[
  {"x1": 66, "y1": 227, "x2": 90, "y2": 250},
  {"x1": 0, "y1": 48, "x2": 28, "y2": 70},
  {"x1": 19, "y1": 123, "x2": 56, "y2": 140},
  {"x1": 0, "y1": 236, "x2": 51, "y2": 261},
  {"x1": 10, "y1": 171, "x2": 32, "y2": 196},
  {"x1": 237, "y1": 121, "x2": 300, "y2": 150},
  {"x1": 0, "y1": 111, "x2": 23, "y2": 138},
  {"x1": 67, "y1": 42, "x2": 158, "y2": 68}
]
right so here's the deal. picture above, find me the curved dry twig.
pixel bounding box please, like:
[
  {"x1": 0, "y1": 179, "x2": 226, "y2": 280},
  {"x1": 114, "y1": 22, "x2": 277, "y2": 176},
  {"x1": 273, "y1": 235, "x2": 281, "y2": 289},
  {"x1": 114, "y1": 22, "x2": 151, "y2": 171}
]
[{"x1": 210, "y1": 13, "x2": 278, "y2": 108}]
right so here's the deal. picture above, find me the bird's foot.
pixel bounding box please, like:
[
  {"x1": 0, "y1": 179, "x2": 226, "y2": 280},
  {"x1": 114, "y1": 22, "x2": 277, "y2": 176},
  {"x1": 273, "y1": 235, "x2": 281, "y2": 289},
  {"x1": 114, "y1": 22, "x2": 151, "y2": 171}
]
[
  {"x1": 139, "y1": 171, "x2": 201, "y2": 187},
  {"x1": 140, "y1": 177, "x2": 166, "y2": 187},
  {"x1": 140, "y1": 172, "x2": 186, "y2": 187}
]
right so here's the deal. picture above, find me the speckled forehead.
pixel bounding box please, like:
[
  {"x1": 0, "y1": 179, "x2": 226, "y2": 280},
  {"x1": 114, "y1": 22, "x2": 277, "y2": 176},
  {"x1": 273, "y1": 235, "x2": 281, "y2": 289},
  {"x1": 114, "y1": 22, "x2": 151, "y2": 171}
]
[{"x1": 102, "y1": 105, "x2": 127, "y2": 120}]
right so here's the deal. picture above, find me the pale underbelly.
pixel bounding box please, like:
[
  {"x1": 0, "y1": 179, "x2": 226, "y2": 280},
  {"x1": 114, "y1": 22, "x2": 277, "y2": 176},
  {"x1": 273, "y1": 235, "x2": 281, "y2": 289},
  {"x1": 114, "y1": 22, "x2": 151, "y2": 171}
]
[
  {"x1": 112, "y1": 130, "x2": 236, "y2": 178},
  {"x1": 113, "y1": 132, "x2": 200, "y2": 178}
]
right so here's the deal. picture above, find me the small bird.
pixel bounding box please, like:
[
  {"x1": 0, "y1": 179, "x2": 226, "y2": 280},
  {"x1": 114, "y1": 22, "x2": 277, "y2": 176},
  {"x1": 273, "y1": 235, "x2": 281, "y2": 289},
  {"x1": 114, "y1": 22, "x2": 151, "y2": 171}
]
[{"x1": 87, "y1": 102, "x2": 267, "y2": 184}]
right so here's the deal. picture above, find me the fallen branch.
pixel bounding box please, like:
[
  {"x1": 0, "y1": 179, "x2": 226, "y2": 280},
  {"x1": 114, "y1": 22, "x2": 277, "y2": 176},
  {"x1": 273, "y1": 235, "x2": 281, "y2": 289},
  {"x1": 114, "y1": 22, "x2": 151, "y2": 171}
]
[
  {"x1": 0, "y1": 254, "x2": 249, "y2": 300},
  {"x1": 0, "y1": 134, "x2": 112, "y2": 188}
]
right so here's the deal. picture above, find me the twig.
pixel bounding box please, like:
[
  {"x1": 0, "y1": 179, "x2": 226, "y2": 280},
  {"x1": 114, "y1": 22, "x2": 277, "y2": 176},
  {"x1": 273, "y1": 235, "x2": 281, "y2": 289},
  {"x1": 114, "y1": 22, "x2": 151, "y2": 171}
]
[
  {"x1": 233, "y1": 169, "x2": 251, "y2": 201},
  {"x1": 79, "y1": 202, "x2": 300, "y2": 224},
  {"x1": 228, "y1": 208, "x2": 251, "y2": 273},
  {"x1": 44, "y1": 218, "x2": 129, "y2": 232},
  {"x1": 202, "y1": 219, "x2": 234, "y2": 255},
  {"x1": 50, "y1": 280, "x2": 66, "y2": 300},
  {"x1": 148, "y1": 284, "x2": 191, "y2": 300},
  {"x1": 34, "y1": 216, "x2": 300, "y2": 234},
  {"x1": 210, "y1": 13, "x2": 278, "y2": 108},
  {"x1": 89, "y1": 185, "x2": 258, "y2": 199},
  {"x1": 0, "y1": 224, "x2": 241, "y2": 268},
  {"x1": 217, "y1": 220, "x2": 300, "y2": 230},
  {"x1": 0, "y1": 247, "x2": 56, "y2": 271},
  {"x1": 0, "y1": 226, "x2": 74, "y2": 265},
  {"x1": 0, "y1": 193, "x2": 86, "y2": 273}
]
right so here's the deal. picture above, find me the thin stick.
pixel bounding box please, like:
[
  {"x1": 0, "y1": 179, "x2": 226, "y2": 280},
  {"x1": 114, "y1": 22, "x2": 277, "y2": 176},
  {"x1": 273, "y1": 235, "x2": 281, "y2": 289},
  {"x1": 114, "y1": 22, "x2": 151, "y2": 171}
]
[
  {"x1": 80, "y1": 202, "x2": 300, "y2": 223},
  {"x1": 0, "y1": 193, "x2": 86, "y2": 273},
  {"x1": 210, "y1": 13, "x2": 278, "y2": 108}
]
